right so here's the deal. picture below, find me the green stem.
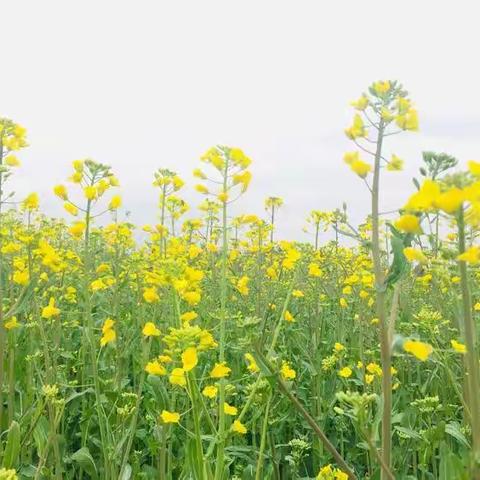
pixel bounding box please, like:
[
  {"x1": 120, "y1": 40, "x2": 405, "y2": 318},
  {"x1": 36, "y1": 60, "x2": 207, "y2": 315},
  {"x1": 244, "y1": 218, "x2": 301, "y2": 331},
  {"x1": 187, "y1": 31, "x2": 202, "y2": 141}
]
[
  {"x1": 255, "y1": 393, "x2": 272, "y2": 480},
  {"x1": 457, "y1": 207, "x2": 480, "y2": 476},
  {"x1": 214, "y1": 156, "x2": 229, "y2": 480},
  {"x1": 370, "y1": 120, "x2": 392, "y2": 479}
]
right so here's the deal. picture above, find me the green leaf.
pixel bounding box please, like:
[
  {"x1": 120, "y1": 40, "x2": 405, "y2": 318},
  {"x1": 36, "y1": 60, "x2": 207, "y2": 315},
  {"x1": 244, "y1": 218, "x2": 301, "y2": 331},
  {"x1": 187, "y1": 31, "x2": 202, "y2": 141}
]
[
  {"x1": 439, "y1": 442, "x2": 466, "y2": 480},
  {"x1": 445, "y1": 422, "x2": 470, "y2": 448},
  {"x1": 385, "y1": 224, "x2": 412, "y2": 288},
  {"x1": 119, "y1": 464, "x2": 132, "y2": 480},
  {"x1": 65, "y1": 387, "x2": 95, "y2": 405},
  {"x1": 33, "y1": 416, "x2": 49, "y2": 457},
  {"x1": 71, "y1": 447, "x2": 98, "y2": 480},
  {"x1": 3, "y1": 421, "x2": 20, "y2": 468},
  {"x1": 394, "y1": 426, "x2": 422, "y2": 440}
]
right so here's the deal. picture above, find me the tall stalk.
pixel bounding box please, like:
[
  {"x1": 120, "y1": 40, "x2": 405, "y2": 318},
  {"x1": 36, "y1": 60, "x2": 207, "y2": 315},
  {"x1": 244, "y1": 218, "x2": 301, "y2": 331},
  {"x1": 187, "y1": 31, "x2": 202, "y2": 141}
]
[
  {"x1": 370, "y1": 120, "x2": 393, "y2": 478},
  {"x1": 214, "y1": 157, "x2": 229, "y2": 480},
  {"x1": 457, "y1": 207, "x2": 480, "y2": 477},
  {"x1": 0, "y1": 140, "x2": 5, "y2": 435},
  {"x1": 83, "y1": 179, "x2": 111, "y2": 478}
]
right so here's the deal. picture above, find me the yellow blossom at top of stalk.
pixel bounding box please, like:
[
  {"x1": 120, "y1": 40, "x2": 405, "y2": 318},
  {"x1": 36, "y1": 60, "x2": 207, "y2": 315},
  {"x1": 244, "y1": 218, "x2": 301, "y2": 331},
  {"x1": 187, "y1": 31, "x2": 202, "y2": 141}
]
[
  {"x1": 403, "y1": 247, "x2": 427, "y2": 263},
  {"x1": 42, "y1": 297, "x2": 60, "y2": 319},
  {"x1": 344, "y1": 114, "x2": 367, "y2": 140},
  {"x1": 403, "y1": 339, "x2": 433, "y2": 361},
  {"x1": 210, "y1": 362, "x2": 231, "y2": 378},
  {"x1": 160, "y1": 410, "x2": 180, "y2": 424},
  {"x1": 373, "y1": 80, "x2": 391, "y2": 94},
  {"x1": 22, "y1": 193, "x2": 39, "y2": 211},
  {"x1": 181, "y1": 346, "x2": 198, "y2": 371},
  {"x1": 280, "y1": 361, "x2": 296, "y2": 380},
  {"x1": 451, "y1": 339, "x2": 467, "y2": 354},
  {"x1": 457, "y1": 246, "x2": 480, "y2": 264},
  {"x1": 394, "y1": 214, "x2": 422, "y2": 234},
  {"x1": 142, "y1": 322, "x2": 161, "y2": 337},
  {"x1": 231, "y1": 419, "x2": 247, "y2": 434}
]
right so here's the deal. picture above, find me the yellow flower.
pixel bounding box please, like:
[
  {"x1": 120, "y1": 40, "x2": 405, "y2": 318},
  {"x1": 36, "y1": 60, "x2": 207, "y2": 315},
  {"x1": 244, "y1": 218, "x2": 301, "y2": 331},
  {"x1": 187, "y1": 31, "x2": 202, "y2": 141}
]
[
  {"x1": 5, "y1": 155, "x2": 20, "y2": 167},
  {"x1": 109, "y1": 195, "x2": 122, "y2": 210},
  {"x1": 224, "y1": 402, "x2": 238, "y2": 416},
  {"x1": 73, "y1": 159, "x2": 84, "y2": 172},
  {"x1": 292, "y1": 289, "x2": 304, "y2": 298},
  {"x1": 451, "y1": 339, "x2": 466, "y2": 354},
  {"x1": 193, "y1": 168, "x2": 207, "y2": 179},
  {"x1": 160, "y1": 410, "x2": 180, "y2": 424},
  {"x1": 210, "y1": 362, "x2": 231, "y2": 378},
  {"x1": 397, "y1": 96, "x2": 411, "y2": 114},
  {"x1": 345, "y1": 114, "x2": 367, "y2": 139},
  {"x1": 387, "y1": 154, "x2": 404, "y2": 171},
  {"x1": 308, "y1": 263, "x2": 322, "y2": 277},
  {"x1": 334, "y1": 342, "x2": 345, "y2": 352},
  {"x1": 231, "y1": 419, "x2": 247, "y2": 434},
  {"x1": 403, "y1": 247, "x2": 427, "y2": 263},
  {"x1": 218, "y1": 192, "x2": 229, "y2": 203},
  {"x1": 100, "y1": 328, "x2": 116, "y2": 347},
  {"x1": 142, "y1": 322, "x2": 161, "y2": 337},
  {"x1": 181, "y1": 346, "x2": 198, "y2": 371},
  {"x1": 102, "y1": 318, "x2": 115, "y2": 333},
  {"x1": 182, "y1": 290, "x2": 201, "y2": 306},
  {"x1": 13, "y1": 270, "x2": 29, "y2": 285},
  {"x1": 64, "y1": 202, "x2": 78, "y2": 216},
  {"x1": 350, "y1": 95, "x2": 369, "y2": 110},
  {"x1": 22, "y1": 193, "x2": 39, "y2": 211},
  {"x1": 366, "y1": 362, "x2": 382, "y2": 376},
  {"x1": 280, "y1": 361, "x2": 296, "y2": 380},
  {"x1": 338, "y1": 367, "x2": 352, "y2": 378},
  {"x1": 42, "y1": 297, "x2": 60, "y2": 319},
  {"x1": 169, "y1": 368, "x2": 186, "y2": 387},
  {"x1": 342, "y1": 285, "x2": 352, "y2": 295},
  {"x1": 394, "y1": 214, "x2": 421, "y2": 233},
  {"x1": 202, "y1": 385, "x2": 218, "y2": 398},
  {"x1": 403, "y1": 339, "x2": 433, "y2": 361},
  {"x1": 396, "y1": 109, "x2": 419, "y2": 131},
  {"x1": 90, "y1": 279, "x2": 107, "y2": 292},
  {"x1": 0, "y1": 468, "x2": 18, "y2": 480},
  {"x1": 468, "y1": 160, "x2": 480, "y2": 177},
  {"x1": 244, "y1": 353, "x2": 260, "y2": 373},
  {"x1": 339, "y1": 297, "x2": 348, "y2": 308},
  {"x1": 54, "y1": 184, "x2": 68, "y2": 200},
  {"x1": 195, "y1": 184, "x2": 209, "y2": 194},
  {"x1": 284, "y1": 310, "x2": 295, "y2": 322},
  {"x1": 83, "y1": 186, "x2": 97, "y2": 200},
  {"x1": 343, "y1": 151, "x2": 360, "y2": 165},
  {"x1": 435, "y1": 188, "x2": 464, "y2": 214},
  {"x1": 457, "y1": 246, "x2": 480, "y2": 264},
  {"x1": 349, "y1": 159, "x2": 372, "y2": 178},
  {"x1": 232, "y1": 171, "x2": 252, "y2": 192},
  {"x1": 404, "y1": 180, "x2": 441, "y2": 212},
  {"x1": 145, "y1": 360, "x2": 167, "y2": 376},
  {"x1": 143, "y1": 287, "x2": 159, "y2": 303},
  {"x1": 180, "y1": 311, "x2": 198, "y2": 322},
  {"x1": 236, "y1": 276, "x2": 250, "y2": 296},
  {"x1": 373, "y1": 80, "x2": 391, "y2": 94},
  {"x1": 69, "y1": 221, "x2": 86, "y2": 238},
  {"x1": 5, "y1": 316, "x2": 19, "y2": 330},
  {"x1": 380, "y1": 107, "x2": 395, "y2": 122}
]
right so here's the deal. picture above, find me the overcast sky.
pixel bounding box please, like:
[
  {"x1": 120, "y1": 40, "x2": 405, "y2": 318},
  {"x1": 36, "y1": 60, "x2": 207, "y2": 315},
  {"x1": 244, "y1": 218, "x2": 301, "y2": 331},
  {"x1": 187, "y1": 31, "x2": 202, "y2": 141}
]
[{"x1": 2, "y1": 1, "x2": 480, "y2": 242}]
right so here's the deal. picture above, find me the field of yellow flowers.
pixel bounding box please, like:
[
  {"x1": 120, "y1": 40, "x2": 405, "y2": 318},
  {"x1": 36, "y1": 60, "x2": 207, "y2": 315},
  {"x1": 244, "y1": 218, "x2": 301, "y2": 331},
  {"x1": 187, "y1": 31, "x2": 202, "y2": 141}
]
[{"x1": 0, "y1": 80, "x2": 479, "y2": 480}]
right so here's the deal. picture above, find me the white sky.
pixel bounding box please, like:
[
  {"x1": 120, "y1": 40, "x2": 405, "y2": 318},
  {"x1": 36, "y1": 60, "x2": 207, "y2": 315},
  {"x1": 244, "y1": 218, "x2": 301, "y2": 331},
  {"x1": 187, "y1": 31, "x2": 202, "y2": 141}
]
[{"x1": 2, "y1": 0, "x2": 480, "y2": 241}]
